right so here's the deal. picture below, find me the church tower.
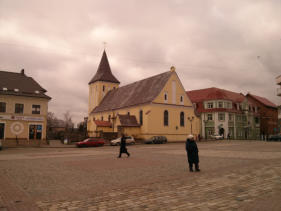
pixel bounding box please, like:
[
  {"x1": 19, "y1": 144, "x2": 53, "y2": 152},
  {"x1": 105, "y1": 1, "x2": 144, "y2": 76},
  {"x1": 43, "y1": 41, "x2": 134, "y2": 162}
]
[{"x1": 88, "y1": 51, "x2": 120, "y2": 114}]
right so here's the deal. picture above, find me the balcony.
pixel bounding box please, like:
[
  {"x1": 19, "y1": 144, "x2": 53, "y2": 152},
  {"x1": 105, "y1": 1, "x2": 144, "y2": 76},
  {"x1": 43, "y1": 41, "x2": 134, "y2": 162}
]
[
  {"x1": 276, "y1": 75, "x2": 281, "y2": 85},
  {"x1": 277, "y1": 88, "x2": 281, "y2": 97}
]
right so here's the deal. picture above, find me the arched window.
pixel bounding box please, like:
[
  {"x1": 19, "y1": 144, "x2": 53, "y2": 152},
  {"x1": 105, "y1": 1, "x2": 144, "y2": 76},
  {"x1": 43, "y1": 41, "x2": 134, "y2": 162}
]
[
  {"x1": 108, "y1": 115, "x2": 111, "y2": 121},
  {"x1": 164, "y1": 110, "x2": 169, "y2": 126},
  {"x1": 101, "y1": 116, "x2": 103, "y2": 121},
  {"x1": 139, "y1": 110, "x2": 143, "y2": 125},
  {"x1": 180, "y1": 112, "x2": 184, "y2": 127}
]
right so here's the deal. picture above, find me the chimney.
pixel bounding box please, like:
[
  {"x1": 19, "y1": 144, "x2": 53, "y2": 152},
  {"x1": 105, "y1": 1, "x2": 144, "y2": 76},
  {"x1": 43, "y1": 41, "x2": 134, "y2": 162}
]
[
  {"x1": 21, "y1": 69, "x2": 25, "y2": 75},
  {"x1": 170, "y1": 66, "x2": 176, "y2": 72}
]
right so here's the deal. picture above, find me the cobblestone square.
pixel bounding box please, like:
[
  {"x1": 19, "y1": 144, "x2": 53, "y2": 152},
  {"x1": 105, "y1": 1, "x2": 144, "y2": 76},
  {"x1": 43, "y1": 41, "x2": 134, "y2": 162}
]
[{"x1": 0, "y1": 140, "x2": 281, "y2": 210}]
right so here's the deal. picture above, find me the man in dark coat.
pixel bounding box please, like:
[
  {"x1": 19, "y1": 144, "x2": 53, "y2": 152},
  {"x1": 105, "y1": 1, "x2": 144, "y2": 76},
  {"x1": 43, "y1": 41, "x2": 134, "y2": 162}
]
[
  {"x1": 185, "y1": 134, "x2": 200, "y2": 172},
  {"x1": 118, "y1": 133, "x2": 130, "y2": 158}
]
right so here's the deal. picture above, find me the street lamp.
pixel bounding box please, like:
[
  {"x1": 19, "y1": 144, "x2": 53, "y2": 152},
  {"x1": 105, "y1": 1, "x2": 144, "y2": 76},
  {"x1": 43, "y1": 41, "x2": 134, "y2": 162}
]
[{"x1": 187, "y1": 116, "x2": 194, "y2": 134}]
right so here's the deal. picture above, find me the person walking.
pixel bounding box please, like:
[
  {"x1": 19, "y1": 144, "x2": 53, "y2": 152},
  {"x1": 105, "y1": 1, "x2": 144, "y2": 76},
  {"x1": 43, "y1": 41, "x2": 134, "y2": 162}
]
[
  {"x1": 185, "y1": 134, "x2": 200, "y2": 172},
  {"x1": 118, "y1": 133, "x2": 130, "y2": 158}
]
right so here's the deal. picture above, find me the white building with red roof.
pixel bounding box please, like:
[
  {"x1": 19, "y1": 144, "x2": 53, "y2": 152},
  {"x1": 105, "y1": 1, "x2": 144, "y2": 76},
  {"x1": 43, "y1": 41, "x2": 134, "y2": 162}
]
[{"x1": 186, "y1": 87, "x2": 260, "y2": 140}]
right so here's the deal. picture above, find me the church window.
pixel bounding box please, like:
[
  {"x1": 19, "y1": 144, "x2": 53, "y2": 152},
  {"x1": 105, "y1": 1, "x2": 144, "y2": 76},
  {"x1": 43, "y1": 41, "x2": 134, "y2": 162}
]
[
  {"x1": 164, "y1": 92, "x2": 168, "y2": 103},
  {"x1": 101, "y1": 116, "x2": 103, "y2": 121},
  {"x1": 103, "y1": 85, "x2": 105, "y2": 92},
  {"x1": 164, "y1": 110, "x2": 169, "y2": 126},
  {"x1": 180, "y1": 112, "x2": 184, "y2": 127},
  {"x1": 180, "y1": 96, "x2": 183, "y2": 104},
  {"x1": 108, "y1": 115, "x2": 111, "y2": 121},
  {"x1": 127, "y1": 112, "x2": 130, "y2": 116},
  {"x1": 139, "y1": 110, "x2": 143, "y2": 125}
]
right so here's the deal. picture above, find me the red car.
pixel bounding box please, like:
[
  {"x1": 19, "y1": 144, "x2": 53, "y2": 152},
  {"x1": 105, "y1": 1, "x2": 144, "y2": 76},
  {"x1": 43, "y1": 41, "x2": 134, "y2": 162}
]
[{"x1": 76, "y1": 138, "x2": 105, "y2": 147}]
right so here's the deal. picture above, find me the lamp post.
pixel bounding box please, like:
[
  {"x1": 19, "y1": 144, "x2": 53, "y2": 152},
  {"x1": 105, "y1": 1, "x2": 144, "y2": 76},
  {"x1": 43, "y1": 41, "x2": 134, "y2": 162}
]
[{"x1": 187, "y1": 116, "x2": 194, "y2": 134}]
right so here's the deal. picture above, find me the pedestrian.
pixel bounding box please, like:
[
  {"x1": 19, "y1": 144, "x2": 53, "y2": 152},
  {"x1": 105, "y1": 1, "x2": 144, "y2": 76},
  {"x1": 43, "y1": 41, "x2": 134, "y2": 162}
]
[
  {"x1": 185, "y1": 134, "x2": 200, "y2": 172},
  {"x1": 118, "y1": 133, "x2": 130, "y2": 158}
]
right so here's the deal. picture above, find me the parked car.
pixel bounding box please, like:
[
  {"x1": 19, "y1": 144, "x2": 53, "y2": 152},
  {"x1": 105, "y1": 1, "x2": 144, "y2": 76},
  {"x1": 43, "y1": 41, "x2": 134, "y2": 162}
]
[
  {"x1": 110, "y1": 136, "x2": 135, "y2": 146},
  {"x1": 268, "y1": 134, "x2": 281, "y2": 142},
  {"x1": 76, "y1": 138, "x2": 105, "y2": 147},
  {"x1": 145, "y1": 136, "x2": 167, "y2": 144},
  {"x1": 210, "y1": 134, "x2": 223, "y2": 140}
]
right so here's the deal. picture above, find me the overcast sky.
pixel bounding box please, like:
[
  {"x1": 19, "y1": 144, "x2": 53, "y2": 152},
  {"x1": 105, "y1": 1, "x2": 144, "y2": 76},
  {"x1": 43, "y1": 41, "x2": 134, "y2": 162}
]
[{"x1": 0, "y1": 0, "x2": 280, "y2": 124}]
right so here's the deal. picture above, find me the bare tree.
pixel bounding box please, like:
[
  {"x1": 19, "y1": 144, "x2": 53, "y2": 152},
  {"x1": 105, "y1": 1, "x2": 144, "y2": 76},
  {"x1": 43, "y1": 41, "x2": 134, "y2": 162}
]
[{"x1": 63, "y1": 111, "x2": 74, "y2": 131}]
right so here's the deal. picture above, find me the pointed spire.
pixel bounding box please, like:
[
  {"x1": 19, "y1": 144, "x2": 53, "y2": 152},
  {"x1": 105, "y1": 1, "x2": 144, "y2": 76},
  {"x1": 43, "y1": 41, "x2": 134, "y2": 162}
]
[{"x1": 89, "y1": 50, "x2": 120, "y2": 84}]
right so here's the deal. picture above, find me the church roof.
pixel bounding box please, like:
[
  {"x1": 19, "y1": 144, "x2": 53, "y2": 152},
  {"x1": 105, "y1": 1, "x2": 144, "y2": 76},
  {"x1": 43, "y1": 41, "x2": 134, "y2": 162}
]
[
  {"x1": 91, "y1": 71, "x2": 173, "y2": 113},
  {"x1": 89, "y1": 51, "x2": 120, "y2": 84}
]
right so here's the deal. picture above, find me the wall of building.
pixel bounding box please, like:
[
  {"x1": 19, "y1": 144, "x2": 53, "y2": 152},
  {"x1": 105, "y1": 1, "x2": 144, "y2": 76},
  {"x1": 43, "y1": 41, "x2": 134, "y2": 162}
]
[{"x1": 0, "y1": 95, "x2": 48, "y2": 142}]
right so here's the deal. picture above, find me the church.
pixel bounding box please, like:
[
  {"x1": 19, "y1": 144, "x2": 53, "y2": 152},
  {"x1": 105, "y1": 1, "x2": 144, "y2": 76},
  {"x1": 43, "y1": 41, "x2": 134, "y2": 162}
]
[{"x1": 87, "y1": 51, "x2": 200, "y2": 142}]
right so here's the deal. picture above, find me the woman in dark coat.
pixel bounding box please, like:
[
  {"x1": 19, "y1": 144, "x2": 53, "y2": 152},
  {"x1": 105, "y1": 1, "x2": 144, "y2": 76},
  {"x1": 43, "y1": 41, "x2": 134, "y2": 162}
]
[
  {"x1": 185, "y1": 134, "x2": 200, "y2": 172},
  {"x1": 118, "y1": 134, "x2": 130, "y2": 158}
]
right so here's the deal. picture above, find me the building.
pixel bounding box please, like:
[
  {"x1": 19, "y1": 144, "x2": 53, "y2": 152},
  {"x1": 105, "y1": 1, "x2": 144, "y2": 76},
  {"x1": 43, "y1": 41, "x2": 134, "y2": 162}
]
[
  {"x1": 0, "y1": 69, "x2": 51, "y2": 146},
  {"x1": 186, "y1": 87, "x2": 260, "y2": 140},
  {"x1": 87, "y1": 51, "x2": 200, "y2": 141},
  {"x1": 246, "y1": 93, "x2": 278, "y2": 137},
  {"x1": 276, "y1": 75, "x2": 281, "y2": 133}
]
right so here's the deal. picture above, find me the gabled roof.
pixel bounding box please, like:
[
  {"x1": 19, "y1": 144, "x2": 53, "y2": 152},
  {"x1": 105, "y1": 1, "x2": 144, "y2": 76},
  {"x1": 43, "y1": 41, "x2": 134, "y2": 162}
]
[
  {"x1": 92, "y1": 71, "x2": 173, "y2": 113},
  {"x1": 89, "y1": 51, "x2": 120, "y2": 84},
  {"x1": 94, "y1": 120, "x2": 112, "y2": 127},
  {"x1": 186, "y1": 87, "x2": 245, "y2": 103},
  {"x1": 118, "y1": 114, "x2": 140, "y2": 127},
  {"x1": 247, "y1": 93, "x2": 277, "y2": 108},
  {"x1": 0, "y1": 70, "x2": 51, "y2": 99}
]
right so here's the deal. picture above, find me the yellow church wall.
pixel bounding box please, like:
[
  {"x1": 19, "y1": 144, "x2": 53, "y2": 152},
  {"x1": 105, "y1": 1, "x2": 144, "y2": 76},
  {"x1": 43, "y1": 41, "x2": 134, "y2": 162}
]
[
  {"x1": 88, "y1": 81, "x2": 119, "y2": 114},
  {"x1": 0, "y1": 95, "x2": 49, "y2": 140}
]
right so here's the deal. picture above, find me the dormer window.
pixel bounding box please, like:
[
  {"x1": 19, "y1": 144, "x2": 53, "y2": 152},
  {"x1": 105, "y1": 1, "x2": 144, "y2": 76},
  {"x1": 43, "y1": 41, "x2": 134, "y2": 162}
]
[
  {"x1": 218, "y1": 102, "x2": 223, "y2": 108},
  {"x1": 14, "y1": 88, "x2": 19, "y2": 92},
  {"x1": 2, "y1": 87, "x2": 7, "y2": 91},
  {"x1": 35, "y1": 90, "x2": 40, "y2": 94},
  {"x1": 207, "y1": 102, "x2": 213, "y2": 109}
]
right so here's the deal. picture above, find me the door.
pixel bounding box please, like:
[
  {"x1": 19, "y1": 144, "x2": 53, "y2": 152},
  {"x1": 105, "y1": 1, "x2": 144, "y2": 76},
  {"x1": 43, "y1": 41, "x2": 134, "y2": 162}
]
[
  {"x1": 29, "y1": 125, "x2": 42, "y2": 140},
  {"x1": 0, "y1": 123, "x2": 4, "y2": 139}
]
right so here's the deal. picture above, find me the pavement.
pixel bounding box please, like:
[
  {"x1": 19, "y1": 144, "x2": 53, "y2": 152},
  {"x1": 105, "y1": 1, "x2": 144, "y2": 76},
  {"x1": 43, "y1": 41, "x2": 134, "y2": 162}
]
[{"x1": 0, "y1": 140, "x2": 281, "y2": 210}]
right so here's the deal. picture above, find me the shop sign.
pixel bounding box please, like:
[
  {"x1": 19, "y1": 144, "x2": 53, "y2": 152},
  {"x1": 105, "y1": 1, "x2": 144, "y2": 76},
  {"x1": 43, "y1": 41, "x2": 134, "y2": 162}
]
[{"x1": 0, "y1": 115, "x2": 44, "y2": 122}]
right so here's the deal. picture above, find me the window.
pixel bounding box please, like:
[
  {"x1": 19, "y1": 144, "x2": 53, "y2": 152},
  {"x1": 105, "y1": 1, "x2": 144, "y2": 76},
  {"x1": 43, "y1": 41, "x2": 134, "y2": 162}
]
[
  {"x1": 180, "y1": 112, "x2": 184, "y2": 127},
  {"x1": 139, "y1": 110, "x2": 143, "y2": 125},
  {"x1": 0, "y1": 102, "x2": 6, "y2": 112},
  {"x1": 180, "y1": 96, "x2": 183, "y2": 104},
  {"x1": 164, "y1": 110, "x2": 169, "y2": 126},
  {"x1": 127, "y1": 112, "x2": 130, "y2": 116},
  {"x1": 218, "y1": 102, "x2": 223, "y2": 108},
  {"x1": 242, "y1": 115, "x2": 247, "y2": 121},
  {"x1": 101, "y1": 116, "x2": 103, "y2": 121},
  {"x1": 227, "y1": 102, "x2": 231, "y2": 108},
  {"x1": 108, "y1": 115, "x2": 111, "y2": 121},
  {"x1": 103, "y1": 85, "x2": 105, "y2": 92},
  {"x1": 255, "y1": 117, "x2": 259, "y2": 124},
  {"x1": 207, "y1": 102, "x2": 213, "y2": 109},
  {"x1": 207, "y1": 114, "x2": 213, "y2": 121},
  {"x1": 15, "y1": 103, "x2": 24, "y2": 114},
  {"x1": 32, "y1": 105, "x2": 40, "y2": 114},
  {"x1": 229, "y1": 114, "x2": 233, "y2": 121},
  {"x1": 218, "y1": 113, "x2": 225, "y2": 121},
  {"x1": 164, "y1": 93, "x2": 168, "y2": 103}
]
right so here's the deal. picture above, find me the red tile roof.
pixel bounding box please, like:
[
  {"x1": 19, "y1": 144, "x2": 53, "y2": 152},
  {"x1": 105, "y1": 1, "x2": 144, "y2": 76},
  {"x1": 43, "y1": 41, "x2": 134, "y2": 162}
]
[
  {"x1": 247, "y1": 93, "x2": 277, "y2": 108},
  {"x1": 94, "y1": 120, "x2": 112, "y2": 127},
  {"x1": 186, "y1": 87, "x2": 245, "y2": 103},
  {"x1": 89, "y1": 51, "x2": 120, "y2": 84}
]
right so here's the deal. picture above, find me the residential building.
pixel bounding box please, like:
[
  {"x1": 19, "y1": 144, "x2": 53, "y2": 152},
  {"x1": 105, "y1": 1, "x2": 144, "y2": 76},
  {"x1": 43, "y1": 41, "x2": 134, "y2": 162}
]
[
  {"x1": 186, "y1": 87, "x2": 260, "y2": 140},
  {"x1": 87, "y1": 51, "x2": 200, "y2": 141},
  {"x1": 276, "y1": 75, "x2": 281, "y2": 133},
  {"x1": 0, "y1": 69, "x2": 51, "y2": 146},
  {"x1": 276, "y1": 75, "x2": 281, "y2": 97},
  {"x1": 246, "y1": 93, "x2": 278, "y2": 137}
]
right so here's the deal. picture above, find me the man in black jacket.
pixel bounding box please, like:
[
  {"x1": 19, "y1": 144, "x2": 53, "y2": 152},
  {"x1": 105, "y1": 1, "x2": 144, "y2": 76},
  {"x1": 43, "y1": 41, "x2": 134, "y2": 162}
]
[
  {"x1": 185, "y1": 134, "x2": 200, "y2": 172},
  {"x1": 118, "y1": 133, "x2": 130, "y2": 158}
]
